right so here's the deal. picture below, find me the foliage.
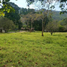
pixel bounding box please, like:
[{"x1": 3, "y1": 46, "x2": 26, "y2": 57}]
[
  {"x1": 22, "y1": 12, "x2": 50, "y2": 31},
  {"x1": 46, "y1": 20, "x2": 59, "y2": 35},
  {"x1": 58, "y1": 18, "x2": 67, "y2": 32},
  {"x1": 59, "y1": 25, "x2": 65, "y2": 32},
  {"x1": 4, "y1": 2, "x2": 22, "y2": 30},
  {"x1": 5, "y1": 11, "x2": 22, "y2": 29},
  {"x1": 20, "y1": 7, "x2": 67, "y2": 32},
  {"x1": 20, "y1": 8, "x2": 35, "y2": 15},
  {"x1": 0, "y1": 0, "x2": 15, "y2": 16},
  {"x1": 0, "y1": 17, "x2": 15, "y2": 32},
  {"x1": 22, "y1": 13, "x2": 36, "y2": 29},
  {"x1": 33, "y1": 20, "x2": 42, "y2": 31},
  {"x1": 64, "y1": 25, "x2": 67, "y2": 31},
  {"x1": 26, "y1": 0, "x2": 67, "y2": 13},
  {"x1": 61, "y1": 18, "x2": 67, "y2": 25}
]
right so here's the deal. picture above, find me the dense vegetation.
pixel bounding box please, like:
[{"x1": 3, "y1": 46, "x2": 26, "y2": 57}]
[
  {"x1": 0, "y1": 32, "x2": 67, "y2": 67},
  {"x1": 0, "y1": 2, "x2": 67, "y2": 33},
  {"x1": 0, "y1": 17, "x2": 15, "y2": 32}
]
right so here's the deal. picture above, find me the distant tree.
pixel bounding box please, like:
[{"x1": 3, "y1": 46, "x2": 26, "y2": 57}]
[
  {"x1": 46, "y1": 20, "x2": 58, "y2": 35},
  {"x1": 58, "y1": 18, "x2": 67, "y2": 32},
  {"x1": 19, "y1": 8, "x2": 35, "y2": 15},
  {"x1": 23, "y1": 13, "x2": 36, "y2": 31},
  {"x1": 63, "y1": 18, "x2": 67, "y2": 31},
  {"x1": 59, "y1": 25, "x2": 65, "y2": 32},
  {"x1": 62, "y1": 18, "x2": 67, "y2": 25},
  {"x1": 23, "y1": 12, "x2": 49, "y2": 34},
  {"x1": 0, "y1": 17, "x2": 15, "y2": 32},
  {"x1": 33, "y1": 20, "x2": 42, "y2": 31},
  {"x1": 64, "y1": 25, "x2": 67, "y2": 32}
]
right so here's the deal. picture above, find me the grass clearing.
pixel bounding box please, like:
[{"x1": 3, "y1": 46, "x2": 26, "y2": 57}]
[{"x1": 0, "y1": 32, "x2": 67, "y2": 67}]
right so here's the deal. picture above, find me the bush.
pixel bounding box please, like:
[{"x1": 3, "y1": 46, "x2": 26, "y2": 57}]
[
  {"x1": 0, "y1": 17, "x2": 15, "y2": 32},
  {"x1": 59, "y1": 25, "x2": 65, "y2": 32}
]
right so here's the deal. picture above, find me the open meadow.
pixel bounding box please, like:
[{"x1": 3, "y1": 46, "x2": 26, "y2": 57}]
[{"x1": 0, "y1": 32, "x2": 67, "y2": 67}]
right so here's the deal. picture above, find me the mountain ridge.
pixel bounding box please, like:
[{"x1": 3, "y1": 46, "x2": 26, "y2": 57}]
[{"x1": 9, "y1": 2, "x2": 67, "y2": 20}]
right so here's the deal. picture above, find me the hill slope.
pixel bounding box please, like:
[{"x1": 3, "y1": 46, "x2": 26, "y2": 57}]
[{"x1": 9, "y1": 2, "x2": 67, "y2": 20}]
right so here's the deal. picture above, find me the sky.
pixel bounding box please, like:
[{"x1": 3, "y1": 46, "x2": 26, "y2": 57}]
[
  {"x1": 10, "y1": 0, "x2": 42, "y2": 9},
  {"x1": 10, "y1": 0, "x2": 61, "y2": 11},
  {"x1": 10, "y1": 0, "x2": 30, "y2": 8}
]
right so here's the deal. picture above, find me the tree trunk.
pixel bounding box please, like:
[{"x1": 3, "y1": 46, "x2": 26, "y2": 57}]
[
  {"x1": 42, "y1": 19, "x2": 44, "y2": 36},
  {"x1": 0, "y1": 29, "x2": 2, "y2": 33},
  {"x1": 51, "y1": 32, "x2": 53, "y2": 35},
  {"x1": 30, "y1": 21, "x2": 33, "y2": 32},
  {"x1": 30, "y1": 21, "x2": 32, "y2": 32}
]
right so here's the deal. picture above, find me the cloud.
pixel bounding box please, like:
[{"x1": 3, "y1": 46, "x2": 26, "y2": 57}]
[{"x1": 10, "y1": 0, "x2": 63, "y2": 11}]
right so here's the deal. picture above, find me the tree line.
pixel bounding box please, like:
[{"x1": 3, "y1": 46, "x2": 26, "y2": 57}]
[
  {"x1": 0, "y1": 2, "x2": 35, "y2": 32},
  {"x1": 21, "y1": 10, "x2": 67, "y2": 35},
  {"x1": 0, "y1": 2, "x2": 67, "y2": 35}
]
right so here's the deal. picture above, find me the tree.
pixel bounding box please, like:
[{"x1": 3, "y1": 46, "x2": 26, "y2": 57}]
[
  {"x1": 27, "y1": 0, "x2": 67, "y2": 14},
  {"x1": 26, "y1": 0, "x2": 67, "y2": 7},
  {"x1": 0, "y1": 17, "x2": 15, "y2": 32},
  {"x1": 0, "y1": 0, "x2": 15, "y2": 16},
  {"x1": 59, "y1": 25, "x2": 65, "y2": 32},
  {"x1": 21, "y1": 13, "x2": 42, "y2": 31},
  {"x1": 46, "y1": 20, "x2": 58, "y2": 35},
  {"x1": 64, "y1": 25, "x2": 67, "y2": 32},
  {"x1": 22, "y1": 12, "x2": 36, "y2": 31},
  {"x1": 27, "y1": 0, "x2": 53, "y2": 36},
  {"x1": 22, "y1": 11, "x2": 49, "y2": 34},
  {"x1": 63, "y1": 18, "x2": 67, "y2": 31},
  {"x1": 57, "y1": 17, "x2": 67, "y2": 32},
  {"x1": 35, "y1": 10, "x2": 51, "y2": 36}
]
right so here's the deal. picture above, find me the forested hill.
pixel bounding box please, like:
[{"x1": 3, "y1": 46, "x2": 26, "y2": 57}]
[
  {"x1": 36, "y1": 9, "x2": 67, "y2": 21},
  {"x1": 9, "y1": 2, "x2": 67, "y2": 20},
  {"x1": 52, "y1": 11, "x2": 67, "y2": 20},
  {"x1": 19, "y1": 8, "x2": 35, "y2": 15},
  {"x1": 9, "y1": 2, "x2": 35, "y2": 15},
  {"x1": 9, "y1": 2, "x2": 20, "y2": 12}
]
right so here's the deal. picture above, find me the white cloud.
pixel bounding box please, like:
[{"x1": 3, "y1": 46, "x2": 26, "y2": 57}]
[{"x1": 10, "y1": 0, "x2": 62, "y2": 11}]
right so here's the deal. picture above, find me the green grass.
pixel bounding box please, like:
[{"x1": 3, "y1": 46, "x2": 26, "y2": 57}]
[{"x1": 0, "y1": 32, "x2": 67, "y2": 67}]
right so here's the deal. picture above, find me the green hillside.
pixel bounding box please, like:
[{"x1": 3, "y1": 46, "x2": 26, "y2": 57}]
[{"x1": 52, "y1": 11, "x2": 67, "y2": 20}]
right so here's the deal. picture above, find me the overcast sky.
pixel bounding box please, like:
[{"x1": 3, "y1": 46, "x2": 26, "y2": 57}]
[{"x1": 10, "y1": 0, "x2": 61, "y2": 11}]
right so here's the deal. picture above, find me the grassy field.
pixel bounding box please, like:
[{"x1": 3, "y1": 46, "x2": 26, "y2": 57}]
[{"x1": 0, "y1": 32, "x2": 67, "y2": 67}]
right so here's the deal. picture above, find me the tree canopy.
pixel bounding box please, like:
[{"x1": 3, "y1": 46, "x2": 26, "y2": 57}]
[{"x1": 0, "y1": 17, "x2": 15, "y2": 32}]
